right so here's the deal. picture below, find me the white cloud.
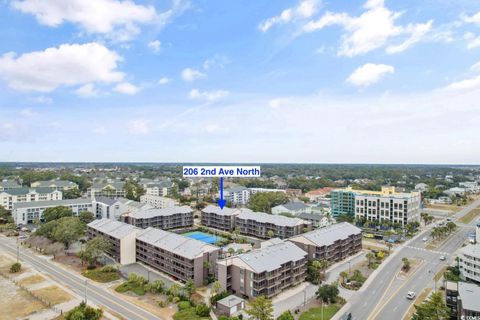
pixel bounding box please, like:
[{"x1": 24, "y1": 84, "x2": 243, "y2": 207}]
[
  {"x1": 203, "y1": 55, "x2": 230, "y2": 70},
  {"x1": 259, "y1": 0, "x2": 321, "y2": 32},
  {"x1": 445, "y1": 61, "x2": 480, "y2": 91},
  {"x1": 386, "y1": 21, "x2": 433, "y2": 54},
  {"x1": 158, "y1": 77, "x2": 171, "y2": 85},
  {"x1": 181, "y1": 68, "x2": 206, "y2": 82},
  {"x1": 20, "y1": 108, "x2": 38, "y2": 117},
  {"x1": 463, "y1": 11, "x2": 480, "y2": 26},
  {"x1": 114, "y1": 82, "x2": 141, "y2": 95},
  {"x1": 127, "y1": 119, "x2": 150, "y2": 135},
  {"x1": 188, "y1": 89, "x2": 229, "y2": 102},
  {"x1": 75, "y1": 83, "x2": 100, "y2": 98},
  {"x1": 303, "y1": 0, "x2": 433, "y2": 57},
  {"x1": 11, "y1": 0, "x2": 164, "y2": 41},
  {"x1": 148, "y1": 40, "x2": 161, "y2": 53},
  {"x1": 347, "y1": 63, "x2": 395, "y2": 87},
  {"x1": 0, "y1": 43, "x2": 124, "y2": 92},
  {"x1": 464, "y1": 32, "x2": 480, "y2": 50}
]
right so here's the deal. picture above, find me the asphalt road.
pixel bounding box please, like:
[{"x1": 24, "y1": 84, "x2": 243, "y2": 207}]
[
  {"x1": 0, "y1": 238, "x2": 161, "y2": 320},
  {"x1": 340, "y1": 197, "x2": 480, "y2": 320}
]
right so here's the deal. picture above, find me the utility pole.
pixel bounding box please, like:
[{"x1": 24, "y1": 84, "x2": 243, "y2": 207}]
[
  {"x1": 16, "y1": 236, "x2": 19, "y2": 263},
  {"x1": 85, "y1": 280, "x2": 88, "y2": 304}
]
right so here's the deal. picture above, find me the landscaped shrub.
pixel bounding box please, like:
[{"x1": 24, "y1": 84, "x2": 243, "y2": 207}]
[
  {"x1": 101, "y1": 265, "x2": 117, "y2": 273},
  {"x1": 195, "y1": 303, "x2": 210, "y2": 317},
  {"x1": 178, "y1": 301, "x2": 191, "y2": 311},
  {"x1": 10, "y1": 262, "x2": 21, "y2": 273},
  {"x1": 210, "y1": 290, "x2": 230, "y2": 305}
]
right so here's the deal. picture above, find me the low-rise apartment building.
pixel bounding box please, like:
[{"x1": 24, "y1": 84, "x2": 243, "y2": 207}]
[
  {"x1": 144, "y1": 180, "x2": 174, "y2": 197},
  {"x1": 445, "y1": 281, "x2": 480, "y2": 319},
  {"x1": 216, "y1": 240, "x2": 307, "y2": 299},
  {"x1": 12, "y1": 198, "x2": 93, "y2": 225},
  {"x1": 458, "y1": 244, "x2": 480, "y2": 283},
  {"x1": 123, "y1": 206, "x2": 193, "y2": 230},
  {"x1": 140, "y1": 194, "x2": 177, "y2": 209},
  {"x1": 87, "y1": 219, "x2": 140, "y2": 265},
  {"x1": 0, "y1": 187, "x2": 62, "y2": 211},
  {"x1": 201, "y1": 205, "x2": 244, "y2": 232},
  {"x1": 289, "y1": 222, "x2": 362, "y2": 263},
  {"x1": 136, "y1": 227, "x2": 219, "y2": 286},
  {"x1": 0, "y1": 180, "x2": 21, "y2": 192},
  {"x1": 88, "y1": 182, "x2": 125, "y2": 199},
  {"x1": 31, "y1": 180, "x2": 78, "y2": 191},
  {"x1": 272, "y1": 201, "x2": 311, "y2": 216},
  {"x1": 235, "y1": 211, "x2": 311, "y2": 239}
]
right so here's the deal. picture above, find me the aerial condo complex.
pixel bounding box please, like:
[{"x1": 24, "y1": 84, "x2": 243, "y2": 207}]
[{"x1": 0, "y1": 1, "x2": 480, "y2": 320}]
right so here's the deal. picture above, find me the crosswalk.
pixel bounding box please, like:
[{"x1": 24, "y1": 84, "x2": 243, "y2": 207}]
[{"x1": 404, "y1": 245, "x2": 450, "y2": 256}]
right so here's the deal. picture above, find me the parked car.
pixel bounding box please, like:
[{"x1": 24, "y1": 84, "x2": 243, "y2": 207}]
[
  {"x1": 440, "y1": 255, "x2": 446, "y2": 261},
  {"x1": 406, "y1": 291, "x2": 416, "y2": 300},
  {"x1": 422, "y1": 237, "x2": 428, "y2": 242}
]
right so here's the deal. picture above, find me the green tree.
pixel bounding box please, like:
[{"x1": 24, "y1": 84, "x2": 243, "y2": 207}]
[
  {"x1": 168, "y1": 283, "x2": 182, "y2": 297},
  {"x1": 267, "y1": 230, "x2": 275, "y2": 239},
  {"x1": 79, "y1": 236, "x2": 111, "y2": 268},
  {"x1": 53, "y1": 217, "x2": 85, "y2": 248},
  {"x1": 43, "y1": 206, "x2": 73, "y2": 222},
  {"x1": 366, "y1": 252, "x2": 375, "y2": 269},
  {"x1": 34, "y1": 220, "x2": 59, "y2": 239},
  {"x1": 195, "y1": 303, "x2": 210, "y2": 317},
  {"x1": 316, "y1": 283, "x2": 339, "y2": 304},
  {"x1": 184, "y1": 279, "x2": 196, "y2": 296},
  {"x1": 10, "y1": 262, "x2": 21, "y2": 273},
  {"x1": 124, "y1": 179, "x2": 145, "y2": 201},
  {"x1": 79, "y1": 211, "x2": 95, "y2": 224},
  {"x1": 63, "y1": 187, "x2": 82, "y2": 199},
  {"x1": 339, "y1": 271, "x2": 348, "y2": 284},
  {"x1": 248, "y1": 192, "x2": 289, "y2": 213},
  {"x1": 402, "y1": 257, "x2": 411, "y2": 272},
  {"x1": 412, "y1": 292, "x2": 450, "y2": 320},
  {"x1": 211, "y1": 280, "x2": 223, "y2": 296},
  {"x1": 246, "y1": 296, "x2": 274, "y2": 320},
  {"x1": 277, "y1": 310, "x2": 294, "y2": 320},
  {"x1": 145, "y1": 279, "x2": 165, "y2": 294},
  {"x1": 64, "y1": 301, "x2": 103, "y2": 320}
]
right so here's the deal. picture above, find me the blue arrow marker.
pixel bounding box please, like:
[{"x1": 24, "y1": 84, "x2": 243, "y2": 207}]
[{"x1": 218, "y1": 177, "x2": 226, "y2": 209}]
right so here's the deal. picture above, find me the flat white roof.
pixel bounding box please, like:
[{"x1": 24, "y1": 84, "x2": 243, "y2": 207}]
[{"x1": 237, "y1": 210, "x2": 310, "y2": 227}]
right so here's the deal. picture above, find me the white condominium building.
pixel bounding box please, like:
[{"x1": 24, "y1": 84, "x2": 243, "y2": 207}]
[
  {"x1": 224, "y1": 186, "x2": 250, "y2": 206},
  {"x1": 458, "y1": 244, "x2": 480, "y2": 283},
  {"x1": 353, "y1": 186, "x2": 421, "y2": 227},
  {"x1": 140, "y1": 194, "x2": 178, "y2": 209},
  {"x1": 12, "y1": 198, "x2": 93, "y2": 225},
  {"x1": 0, "y1": 187, "x2": 62, "y2": 211}
]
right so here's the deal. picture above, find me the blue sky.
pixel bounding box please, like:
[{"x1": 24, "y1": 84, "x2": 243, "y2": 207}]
[{"x1": 1, "y1": 0, "x2": 480, "y2": 163}]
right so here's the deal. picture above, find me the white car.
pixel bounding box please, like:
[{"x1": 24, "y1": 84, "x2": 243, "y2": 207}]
[
  {"x1": 406, "y1": 291, "x2": 416, "y2": 300},
  {"x1": 440, "y1": 255, "x2": 446, "y2": 261},
  {"x1": 422, "y1": 237, "x2": 428, "y2": 242}
]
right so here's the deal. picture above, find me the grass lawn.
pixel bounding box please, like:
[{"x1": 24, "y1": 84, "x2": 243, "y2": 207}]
[
  {"x1": 115, "y1": 282, "x2": 146, "y2": 296},
  {"x1": 459, "y1": 208, "x2": 480, "y2": 224},
  {"x1": 18, "y1": 274, "x2": 45, "y2": 286},
  {"x1": 82, "y1": 268, "x2": 120, "y2": 283},
  {"x1": 299, "y1": 304, "x2": 341, "y2": 320},
  {"x1": 31, "y1": 285, "x2": 72, "y2": 306}
]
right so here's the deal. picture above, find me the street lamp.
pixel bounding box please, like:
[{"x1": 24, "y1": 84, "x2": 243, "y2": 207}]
[
  {"x1": 16, "y1": 236, "x2": 20, "y2": 263},
  {"x1": 348, "y1": 261, "x2": 351, "y2": 276}
]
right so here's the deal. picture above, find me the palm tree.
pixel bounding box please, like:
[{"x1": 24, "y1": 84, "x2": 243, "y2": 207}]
[
  {"x1": 366, "y1": 252, "x2": 375, "y2": 269},
  {"x1": 339, "y1": 271, "x2": 348, "y2": 284}
]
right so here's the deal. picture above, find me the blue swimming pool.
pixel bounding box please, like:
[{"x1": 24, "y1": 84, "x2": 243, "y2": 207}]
[{"x1": 183, "y1": 231, "x2": 224, "y2": 244}]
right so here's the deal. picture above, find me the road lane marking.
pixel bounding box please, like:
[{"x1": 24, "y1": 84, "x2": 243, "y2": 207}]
[{"x1": 368, "y1": 259, "x2": 426, "y2": 320}]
